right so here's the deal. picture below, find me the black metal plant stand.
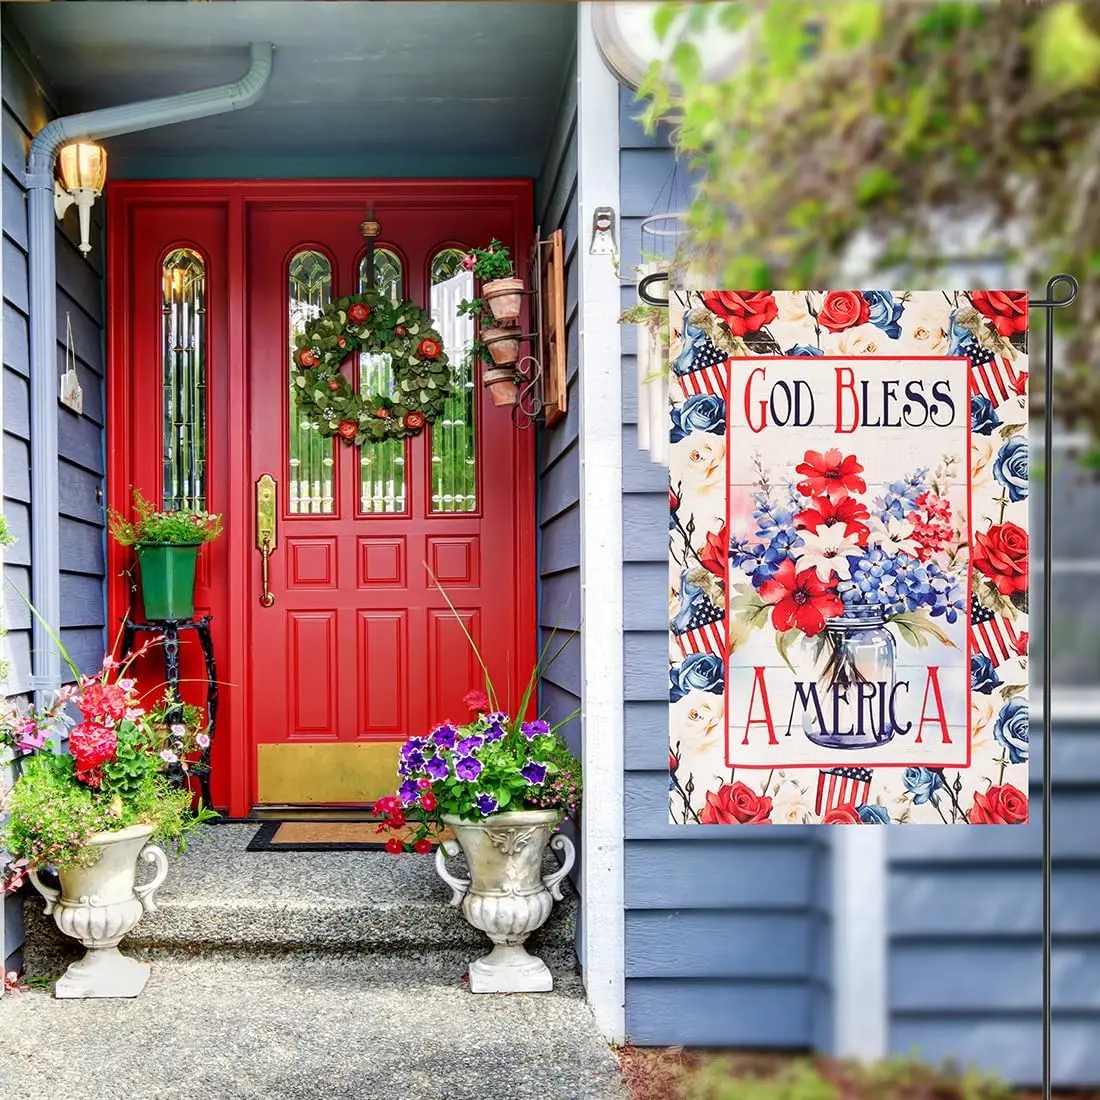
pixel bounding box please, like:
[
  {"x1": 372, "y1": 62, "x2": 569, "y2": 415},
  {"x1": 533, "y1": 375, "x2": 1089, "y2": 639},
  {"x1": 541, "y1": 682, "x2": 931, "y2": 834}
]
[
  {"x1": 643, "y1": 271, "x2": 1078, "y2": 1100},
  {"x1": 120, "y1": 615, "x2": 218, "y2": 809}
]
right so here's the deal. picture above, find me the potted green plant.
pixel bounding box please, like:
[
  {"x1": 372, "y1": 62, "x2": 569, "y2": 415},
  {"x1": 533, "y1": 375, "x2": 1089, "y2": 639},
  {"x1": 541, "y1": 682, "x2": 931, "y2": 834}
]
[
  {"x1": 0, "y1": 621, "x2": 217, "y2": 998},
  {"x1": 458, "y1": 240, "x2": 524, "y2": 407},
  {"x1": 374, "y1": 581, "x2": 580, "y2": 993},
  {"x1": 108, "y1": 488, "x2": 223, "y2": 621}
]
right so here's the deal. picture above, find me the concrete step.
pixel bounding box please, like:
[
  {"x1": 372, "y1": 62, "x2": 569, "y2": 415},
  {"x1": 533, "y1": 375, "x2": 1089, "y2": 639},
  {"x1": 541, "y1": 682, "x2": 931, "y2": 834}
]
[
  {"x1": 1, "y1": 954, "x2": 626, "y2": 1100},
  {"x1": 21, "y1": 823, "x2": 577, "y2": 976}
]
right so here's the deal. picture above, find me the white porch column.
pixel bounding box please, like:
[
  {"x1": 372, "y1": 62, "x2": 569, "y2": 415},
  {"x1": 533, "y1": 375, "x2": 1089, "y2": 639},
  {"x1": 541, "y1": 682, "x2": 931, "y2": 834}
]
[{"x1": 576, "y1": 2, "x2": 626, "y2": 1045}]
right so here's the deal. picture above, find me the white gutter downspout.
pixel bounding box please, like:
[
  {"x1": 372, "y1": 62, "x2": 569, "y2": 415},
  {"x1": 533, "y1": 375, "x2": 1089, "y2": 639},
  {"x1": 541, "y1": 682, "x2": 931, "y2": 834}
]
[{"x1": 23, "y1": 43, "x2": 273, "y2": 702}]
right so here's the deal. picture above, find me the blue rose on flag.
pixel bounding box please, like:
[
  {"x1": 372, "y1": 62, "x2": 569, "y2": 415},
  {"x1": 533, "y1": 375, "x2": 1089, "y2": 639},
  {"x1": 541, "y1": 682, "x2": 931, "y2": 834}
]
[
  {"x1": 993, "y1": 436, "x2": 1028, "y2": 503},
  {"x1": 971, "y1": 394, "x2": 1002, "y2": 436},
  {"x1": 857, "y1": 804, "x2": 890, "y2": 824},
  {"x1": 971, "y1": 652, "x2": 1003, "y2": 695},
  {"x1": 862, "y1": 290, "x2": 905, "y2": 339},
  {"x1": 903, "y1": 767, "x2": 945, "y2": 805},
  {"x1": 785, "y1": 344, "x2": 824, "y2": 357},
  {"x1": 994, "y1": 698, "x2": 1029, "y2": 764},
  {"x1": 669, "y1": 652, "x2": 724, "y2": 703},
  {"x1": 670, "y1": 393, "x2": 726, "y2": 443}
]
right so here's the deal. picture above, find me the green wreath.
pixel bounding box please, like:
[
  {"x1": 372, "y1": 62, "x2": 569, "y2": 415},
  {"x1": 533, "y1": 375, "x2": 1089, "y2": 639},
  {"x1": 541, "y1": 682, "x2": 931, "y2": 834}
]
[{"x1": 291, "y1": 290, "x2": 452, "y2": 445}]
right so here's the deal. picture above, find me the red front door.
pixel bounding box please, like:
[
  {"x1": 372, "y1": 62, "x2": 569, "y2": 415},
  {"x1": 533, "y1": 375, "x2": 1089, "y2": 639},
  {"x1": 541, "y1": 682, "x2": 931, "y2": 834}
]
[{"x1": 107, "y1": 182, "x2": 536, "y2": 813}]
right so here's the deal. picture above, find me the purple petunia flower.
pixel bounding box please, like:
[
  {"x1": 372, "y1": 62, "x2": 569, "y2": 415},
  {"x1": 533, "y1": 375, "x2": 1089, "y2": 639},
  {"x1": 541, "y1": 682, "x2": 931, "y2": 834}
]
[
  {"x1": 486, "y1": 711, "x2": 510, "y2": 726},
  {"x1": 520, "y1": 720, "x2": 550, "y2": 739},
  {"x1": 483, "y1": 721, "x2": 506, "y2": 743},
  {"x1": 475, "y1": 793, "x2": 498, "y2": 816},
  {"x1": 403, "y1": 749, "x2": 425, "y2": 771},
  {"x1": 455, "y1": 755, "x2": 483, "y2": 782},
  {"x1": 430, "y1": 724, "x2": 458, "y2": 750},
  {"x1": 399, "y1": 737, "x2": 427, "y2": 761},
  {"x1": 456, "y1": 734, "x2": 484, "y2": 755},
  {"x1": 520, "y1": 761, "x2": 548, "y2": 785},
  {"x1": 424, "y1": 755, "x2": 449, "y2": 781},
  {"x1": 399, "y1": 779, "x2": 420, "y2": 805}
]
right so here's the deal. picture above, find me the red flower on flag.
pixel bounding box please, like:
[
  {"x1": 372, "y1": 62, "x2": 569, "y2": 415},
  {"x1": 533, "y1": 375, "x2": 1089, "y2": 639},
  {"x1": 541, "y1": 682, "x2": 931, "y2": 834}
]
[
  {"x1": 700, "y1": 524, "x2": 729, "y2": 578},
  {"x1": 758, "y1": 559, "x2": 843, "y2": 637},
  {"x1": 795, "y1": 449, "x2": 867, "y2": 500},
  {"x1": 700, "y1": 781, "x2": 772, "y2": 824},
  {"x1": 794, "y1": 495, "x2": 871, "y2": 543},
  {"x1": 699, "y1": 291, "x2": 778, "y2": 336},
  {"x1": 817, "y1": 291, "x2": 870, "y2": 333},
  {"x1": 972, "y1": 522, "x2": 1028, "y2": 596},
  {"x1": 970, "y1": 783, "x2": 1027, "y2": 824},
  {"x1": 970, "y1": 291, "x2": 1028, "y2": 337}
]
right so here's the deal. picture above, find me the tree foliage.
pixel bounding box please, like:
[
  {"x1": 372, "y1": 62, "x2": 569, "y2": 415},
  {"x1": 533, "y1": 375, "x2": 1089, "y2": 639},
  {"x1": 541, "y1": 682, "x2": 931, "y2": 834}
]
[{"x1": 639, "y1": 0, "x2": 1100, "y2": 466}]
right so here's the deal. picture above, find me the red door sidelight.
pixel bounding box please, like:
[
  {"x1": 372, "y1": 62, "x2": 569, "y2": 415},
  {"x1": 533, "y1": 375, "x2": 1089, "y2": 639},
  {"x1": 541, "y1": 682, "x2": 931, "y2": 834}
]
[{"x1": 108, "y1": 182, "x2": 536, "y2": 814}]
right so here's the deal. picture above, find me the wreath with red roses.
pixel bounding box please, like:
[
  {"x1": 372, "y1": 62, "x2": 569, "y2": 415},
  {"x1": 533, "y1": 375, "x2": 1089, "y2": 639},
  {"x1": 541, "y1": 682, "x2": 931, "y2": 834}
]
[{"x1": 291, "y1": 290, "x2": 452, "y2": 444}]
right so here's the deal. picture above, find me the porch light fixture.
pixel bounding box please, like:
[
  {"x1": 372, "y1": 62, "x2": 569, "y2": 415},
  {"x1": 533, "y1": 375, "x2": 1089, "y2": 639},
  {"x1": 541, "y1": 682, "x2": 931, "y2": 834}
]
[{"x1": 54, "y1": 142, "x2": 107, "y2": 257}]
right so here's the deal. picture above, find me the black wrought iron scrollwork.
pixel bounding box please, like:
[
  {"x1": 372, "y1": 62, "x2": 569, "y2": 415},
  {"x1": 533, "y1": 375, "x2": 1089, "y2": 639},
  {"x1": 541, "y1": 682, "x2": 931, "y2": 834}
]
[{"x1": 119, "y1": 615, "x2": 218, "y2": 810}]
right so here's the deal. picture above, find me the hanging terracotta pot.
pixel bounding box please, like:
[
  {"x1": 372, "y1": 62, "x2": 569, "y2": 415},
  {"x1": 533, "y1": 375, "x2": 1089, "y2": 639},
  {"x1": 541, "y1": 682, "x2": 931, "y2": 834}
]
[
  {"x1": 482, "y1": 367, "x2": 518, "y2": 407},
  {"x1": 481, "y1": 327, "x2": 521, "y2": 367},
  {"x1": 482, "y1": 278, "x2": 525, "y2": 324}
]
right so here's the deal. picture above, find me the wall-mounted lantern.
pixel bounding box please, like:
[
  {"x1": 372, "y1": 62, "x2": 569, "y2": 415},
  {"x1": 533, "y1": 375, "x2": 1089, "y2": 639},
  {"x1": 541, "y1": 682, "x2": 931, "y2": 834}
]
[{"x1": 54, "y1": 141, "x2": 107, "y2": 257}]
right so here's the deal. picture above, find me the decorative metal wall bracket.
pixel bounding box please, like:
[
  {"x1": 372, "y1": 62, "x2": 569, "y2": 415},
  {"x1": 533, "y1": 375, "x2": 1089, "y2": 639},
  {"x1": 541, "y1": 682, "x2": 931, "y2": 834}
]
[{"x1": 493, "y1": 226, "x2": 567, "y2": 430}]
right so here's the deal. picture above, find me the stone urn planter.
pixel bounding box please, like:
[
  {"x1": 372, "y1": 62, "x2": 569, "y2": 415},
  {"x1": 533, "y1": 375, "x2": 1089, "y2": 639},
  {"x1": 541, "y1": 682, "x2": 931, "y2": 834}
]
[
  {"x1": 482, "y1": 277, "x2": 525, "y2": 324},
  {"x1": 28, "y1": 822, "x2": 169, "y2": 999},
  {"x1": 435, "y1": 809, "x2": 575, "y2": 993}
]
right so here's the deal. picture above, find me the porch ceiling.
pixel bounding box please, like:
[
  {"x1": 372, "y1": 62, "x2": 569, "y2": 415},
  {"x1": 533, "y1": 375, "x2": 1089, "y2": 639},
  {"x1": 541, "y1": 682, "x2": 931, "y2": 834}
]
[{"x1": 4, "y1": 1, "x2": 576, "y2": 179}]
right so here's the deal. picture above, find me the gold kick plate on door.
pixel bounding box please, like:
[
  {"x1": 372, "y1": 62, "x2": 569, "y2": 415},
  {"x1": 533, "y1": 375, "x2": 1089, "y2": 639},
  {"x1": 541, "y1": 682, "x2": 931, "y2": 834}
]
[{"x1": 255, "y1": 474, "x2": 277, "y2": 608}]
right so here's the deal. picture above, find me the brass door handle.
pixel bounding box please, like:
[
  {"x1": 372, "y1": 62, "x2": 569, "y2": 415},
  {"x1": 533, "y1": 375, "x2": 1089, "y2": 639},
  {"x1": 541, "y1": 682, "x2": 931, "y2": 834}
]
[{"x1": 256, "y1": 474, "x2": 277, "y2": 608}]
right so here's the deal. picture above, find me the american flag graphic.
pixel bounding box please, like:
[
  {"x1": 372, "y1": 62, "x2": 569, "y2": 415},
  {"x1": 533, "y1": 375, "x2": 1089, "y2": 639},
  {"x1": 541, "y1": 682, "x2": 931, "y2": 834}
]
[
  {"x1": 966, "y1": 342, "x2": 1027, "y2": 406},
  {"x1": 677, "y1": 333, "x2": 729, "y2": 400},
  {"x1": 671, "y1": 595, "x2": 726, "y2": 660},
  {"x1": 970, "y1": 594, "x2": 1026, "y2": 666},
  {"x1": 815, "y1": 767, "x2": 873, "y2": 816}
]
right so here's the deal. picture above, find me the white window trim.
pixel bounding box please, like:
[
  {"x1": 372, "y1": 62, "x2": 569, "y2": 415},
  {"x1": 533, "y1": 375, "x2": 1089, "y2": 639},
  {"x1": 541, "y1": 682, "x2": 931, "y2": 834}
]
[{"x1": 576, "y1": 2, "x2": 626, "y2": 1045}]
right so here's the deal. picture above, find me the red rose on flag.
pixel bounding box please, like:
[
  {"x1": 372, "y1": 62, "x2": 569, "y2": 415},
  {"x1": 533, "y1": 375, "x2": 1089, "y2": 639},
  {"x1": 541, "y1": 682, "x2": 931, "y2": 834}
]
[
  {"x1": 417, "y1": 338, "x2": 442, "y2": 360},
  {"x1": 337, "y1": 419, "x2": 359, "y2": 439},
  {"x1": 669, "y1": 752, "x2": 678, "y2": 773},
  {"x1": 700, "y1": 781, "x2": 773, "y2": 824},
  {"x1": 413, "y1": 838, "x2": 433, "y2": 855},
  {"x1": 297, "y1": 349, "x2": 318, "y2": 368},
  {"x1": 970, "y1": 783, "x2": 1027, "y2": 824},
  {"x1": 795, "y1": 495, "x2": 871, "y2": 543},
  {"x1": 403, "y1": 411, "x2": 426, "y2": 431},
  {"x1": 822, "y1": 804, "x2": 861, "y2": 824},
  {"x1": 758, "y1": 559, "x2": 843, "y2": 637},
  {"x1": 464, "y1": 689, "x2": 490, "y2": 713},
  {"x1": 818, "y1": 291, "x2": 870, "y2": 333},
  {"x1": 700, "y1": 291, "x2": 778, "y2": 336},
  {"x1": 700, "y1": 524, "x2": 729, "y2": 578},
  {"x1": 795, "y1": 449, "x2": 867, "y2": 500},
  {"x1": 348, "y1": 303, "x2": 371, "y2": 324},
  {"x1": 970, "y1": 291, "x2": 1028, "y2": 337},
  {"x1": 972, "y1": 521, "x2": 1028, "y2": 596}
]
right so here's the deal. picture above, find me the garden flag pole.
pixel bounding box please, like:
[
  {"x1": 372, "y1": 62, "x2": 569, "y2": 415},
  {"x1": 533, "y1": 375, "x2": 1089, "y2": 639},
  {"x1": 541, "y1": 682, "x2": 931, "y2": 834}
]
[
  {"x1": 653, "y1": 273, "x2": 1077, "y2": 1099},
  {"x1": 1031, "y1": 274, "x2": 1078, "y2": 1100}
]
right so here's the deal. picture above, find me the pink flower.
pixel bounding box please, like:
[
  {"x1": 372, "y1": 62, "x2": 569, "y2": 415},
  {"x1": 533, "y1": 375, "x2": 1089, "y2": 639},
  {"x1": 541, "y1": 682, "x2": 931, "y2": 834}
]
[
  {"x1": 461, "y1": 254, "x2": 476, "y2": 271},
  {"x1": 160, "y1": 750, "x2": 178, "y2": 764},
  {"x1": 195, "y1": 733, "x2": 211, "y2": 749},
  {"x1": 15, "y1": 728, "x2": 49, "y2": 752},
  {"x1": 463, "y1": 689, "x2": 490, "y2": 714},
  {"x1": 170, "y1": 724, "x2": 187, "y2": 737},
  {"x1": 118, "y1": 679, "x2": 136, "y2": 692}
]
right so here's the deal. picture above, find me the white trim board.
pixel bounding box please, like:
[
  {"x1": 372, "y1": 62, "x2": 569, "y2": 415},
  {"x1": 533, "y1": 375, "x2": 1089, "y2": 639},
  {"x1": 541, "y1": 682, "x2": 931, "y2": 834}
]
[{"x1": 576, "y1": 2, "x2": 626, "y2": 1045}]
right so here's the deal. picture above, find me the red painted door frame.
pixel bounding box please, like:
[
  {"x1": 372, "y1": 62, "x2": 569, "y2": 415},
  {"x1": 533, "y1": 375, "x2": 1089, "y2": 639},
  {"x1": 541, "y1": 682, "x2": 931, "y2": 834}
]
[{"x1": 107, "y1": 180, "x2": 537, "y2": 818}]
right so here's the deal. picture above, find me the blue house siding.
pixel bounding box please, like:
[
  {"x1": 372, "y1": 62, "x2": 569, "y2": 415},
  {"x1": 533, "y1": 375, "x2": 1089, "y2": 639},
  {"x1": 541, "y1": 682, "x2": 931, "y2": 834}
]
[
  {"x1": 1, "y1": 29, "x2": 106, "y2": 973},
  {"x1": 535, "y1": 47, "x2": 582, "y2": 951},
  {"x1": 618, "y1": 86, "x2": 833, "y2": 1050},
  {"x1": 888, "y1": 719, "x2": 1100, "y2": 1085}
]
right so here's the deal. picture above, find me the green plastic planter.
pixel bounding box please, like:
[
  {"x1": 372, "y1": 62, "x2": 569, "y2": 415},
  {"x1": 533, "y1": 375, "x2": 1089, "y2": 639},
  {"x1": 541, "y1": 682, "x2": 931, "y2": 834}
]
[{"x1": 136, "y1": 543, "x2": 201, "y2": 621}]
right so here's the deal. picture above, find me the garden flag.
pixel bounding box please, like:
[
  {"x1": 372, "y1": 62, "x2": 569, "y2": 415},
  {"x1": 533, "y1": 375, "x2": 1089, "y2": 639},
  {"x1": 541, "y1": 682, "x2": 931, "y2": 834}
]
[{"x1": 668, "y1": 290, "x2": 1030, "y2": 826}]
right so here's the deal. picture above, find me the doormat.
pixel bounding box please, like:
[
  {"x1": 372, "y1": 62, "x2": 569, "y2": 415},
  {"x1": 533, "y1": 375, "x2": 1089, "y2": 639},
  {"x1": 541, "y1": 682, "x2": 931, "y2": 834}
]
[{"x1": 246, "y1": 820, "x2": 454, "y2": 853}]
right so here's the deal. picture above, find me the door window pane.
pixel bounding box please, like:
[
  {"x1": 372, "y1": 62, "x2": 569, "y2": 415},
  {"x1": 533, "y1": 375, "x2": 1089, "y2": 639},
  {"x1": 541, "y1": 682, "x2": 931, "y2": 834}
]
[
  {"x1": 288, "y1": 251, "x2": 335, "y2": 514},
  {"x1": 358, "y1": 249, "x2": 406, "y2": 514},
  {"x1": 163, "y1": 248, "x2": 207, "y2": 511},
  {"x1": 430, "y1": 248, "x2": 477, "y2": 513}
]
